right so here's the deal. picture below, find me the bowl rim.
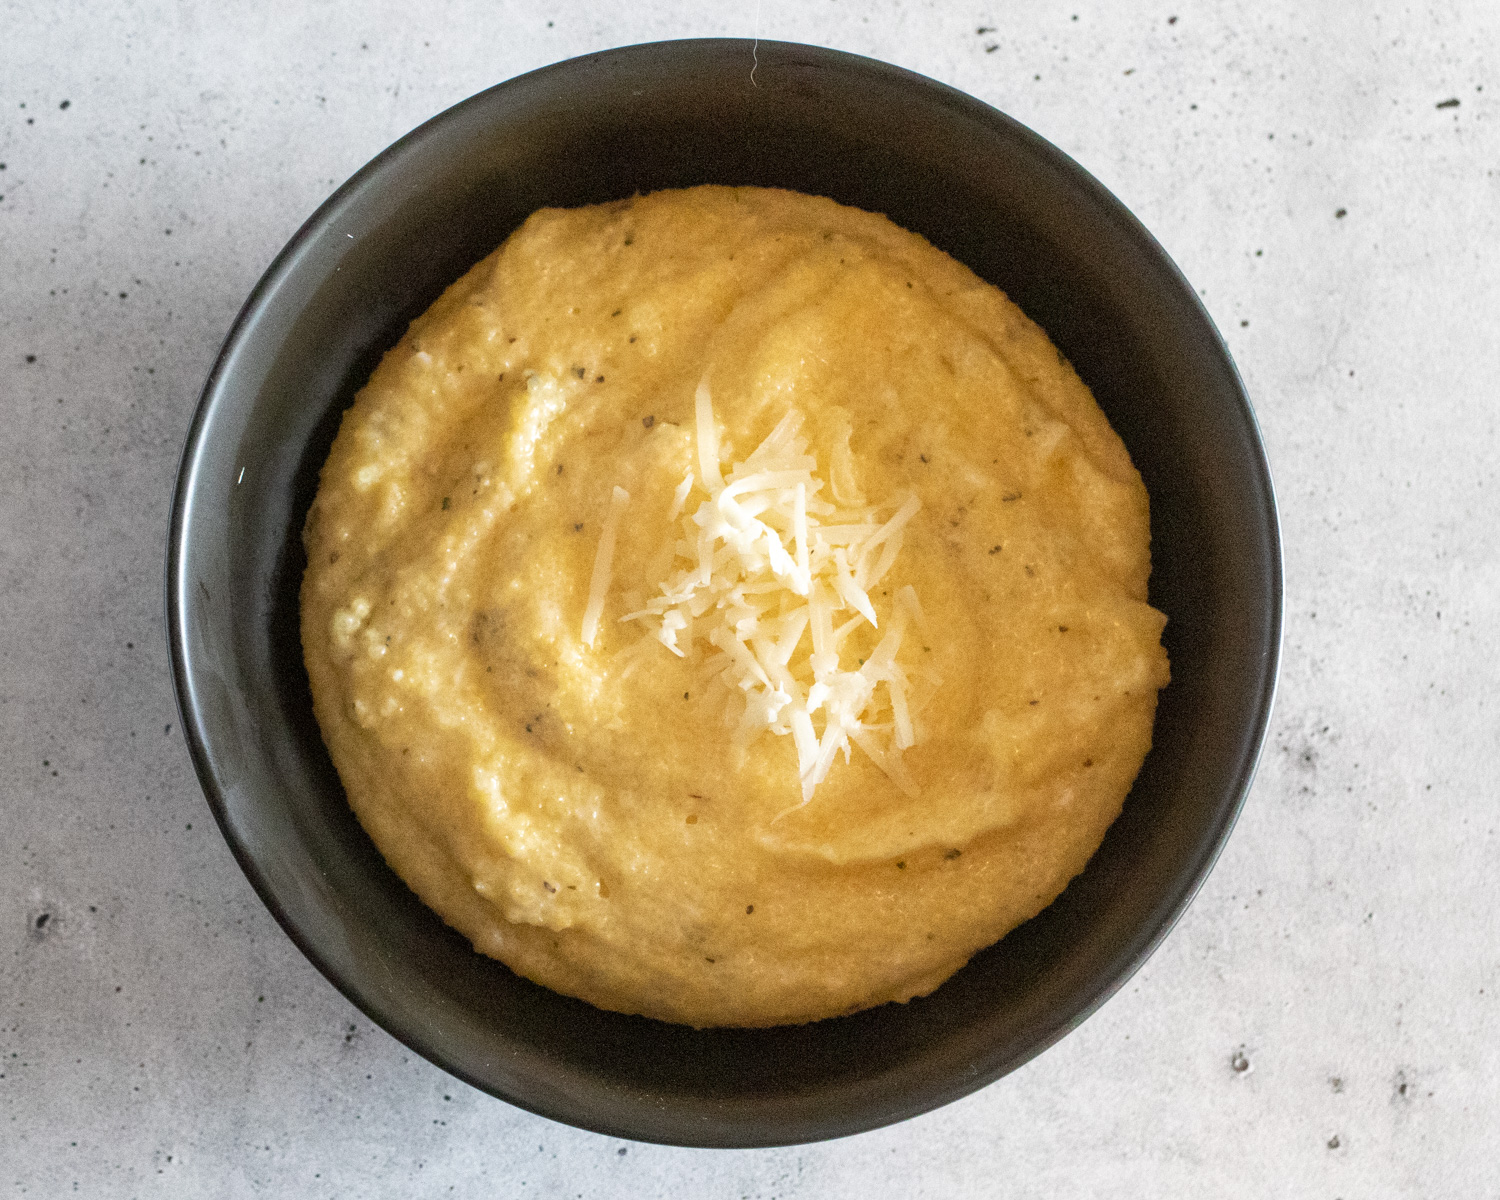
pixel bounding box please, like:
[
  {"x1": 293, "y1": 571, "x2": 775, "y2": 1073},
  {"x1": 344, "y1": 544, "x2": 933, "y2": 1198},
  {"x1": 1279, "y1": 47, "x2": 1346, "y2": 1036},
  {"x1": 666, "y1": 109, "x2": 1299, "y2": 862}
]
[{"x1": 166, "y1": 36, "x2": 1283, "y2": 1146}]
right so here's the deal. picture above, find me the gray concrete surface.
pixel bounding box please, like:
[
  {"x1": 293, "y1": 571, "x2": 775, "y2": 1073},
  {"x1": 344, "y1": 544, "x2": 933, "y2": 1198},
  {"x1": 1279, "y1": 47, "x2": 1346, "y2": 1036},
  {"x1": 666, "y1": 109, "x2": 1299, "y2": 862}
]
[{"x1": 3, "y1": 0, "x2": 1497, "y2": 1194}]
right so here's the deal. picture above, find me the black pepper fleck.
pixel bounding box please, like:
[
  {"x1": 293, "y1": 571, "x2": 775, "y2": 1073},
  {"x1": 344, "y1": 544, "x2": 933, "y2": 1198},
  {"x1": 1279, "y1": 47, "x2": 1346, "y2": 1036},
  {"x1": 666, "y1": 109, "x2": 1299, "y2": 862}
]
[
  {"x1": 1436, "y1": 97, "x2": 1460, "y2": 109},
  {"x1": 60, "y1": 99, "x2": 71, "y2": 110},
  {"x1": 745, "y1": 904, "x2": 754, "y2": 914},
  {"x1": 944, "y1": 848, "x2": 962, "y2": 860},
  {"x1": 643, "y1": 414, "x2": 655, "y2": 428},
  {"x1": 441, "y1": 497, "x2": 450, "y2": 510},
  {"x1": 1335, "y1": 207, "x2": 1348, "y2": 219}
]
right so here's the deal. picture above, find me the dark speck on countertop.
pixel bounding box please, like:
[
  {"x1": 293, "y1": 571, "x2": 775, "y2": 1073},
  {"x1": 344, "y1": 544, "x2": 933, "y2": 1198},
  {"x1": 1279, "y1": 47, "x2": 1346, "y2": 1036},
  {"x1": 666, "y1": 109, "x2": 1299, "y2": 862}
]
[{"x1": 28, "y1": 908, "x2": 56, "y2": 941}]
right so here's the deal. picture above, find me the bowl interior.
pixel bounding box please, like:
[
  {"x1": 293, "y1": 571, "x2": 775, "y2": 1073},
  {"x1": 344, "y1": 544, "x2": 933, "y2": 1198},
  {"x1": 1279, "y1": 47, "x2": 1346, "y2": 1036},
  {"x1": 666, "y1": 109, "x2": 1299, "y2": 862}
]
[{"x1": 169, "y1": 39, "x2": 1281, "y2": 1147}]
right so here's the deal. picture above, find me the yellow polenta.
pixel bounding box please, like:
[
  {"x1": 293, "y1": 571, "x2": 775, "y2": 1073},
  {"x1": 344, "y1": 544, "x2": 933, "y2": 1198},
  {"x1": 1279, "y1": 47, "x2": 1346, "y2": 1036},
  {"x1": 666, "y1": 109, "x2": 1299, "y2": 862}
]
[{"x1": 300, "y1": 186, "x2": 1169, "y2": 1028}]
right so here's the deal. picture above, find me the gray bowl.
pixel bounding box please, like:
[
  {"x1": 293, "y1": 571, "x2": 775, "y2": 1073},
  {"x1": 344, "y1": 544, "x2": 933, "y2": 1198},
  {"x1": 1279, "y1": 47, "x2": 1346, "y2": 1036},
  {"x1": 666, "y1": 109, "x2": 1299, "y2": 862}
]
[{"x1": 166, "y1": 39, "x2": 1281, "y2": 1147}]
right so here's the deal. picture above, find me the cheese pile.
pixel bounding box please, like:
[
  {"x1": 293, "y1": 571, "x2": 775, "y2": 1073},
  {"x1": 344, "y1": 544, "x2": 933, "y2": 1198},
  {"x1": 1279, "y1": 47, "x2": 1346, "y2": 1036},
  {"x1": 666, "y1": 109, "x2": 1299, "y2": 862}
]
[{"x1": 585, "y1": 378, "x2": 939, "y2": 806}]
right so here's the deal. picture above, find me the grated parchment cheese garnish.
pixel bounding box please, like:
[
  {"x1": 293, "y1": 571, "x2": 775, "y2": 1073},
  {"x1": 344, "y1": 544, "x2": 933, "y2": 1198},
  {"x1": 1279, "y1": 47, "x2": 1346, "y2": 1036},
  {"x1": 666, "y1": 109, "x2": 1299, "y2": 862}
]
[{"x1": 607, "y1": 376, "x2": 939, "y2": 807}]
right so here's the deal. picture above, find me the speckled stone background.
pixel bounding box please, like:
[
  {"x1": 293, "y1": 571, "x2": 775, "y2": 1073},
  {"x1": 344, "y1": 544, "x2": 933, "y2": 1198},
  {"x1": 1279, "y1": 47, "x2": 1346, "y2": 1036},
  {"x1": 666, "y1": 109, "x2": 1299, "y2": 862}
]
[{"x1": 4, "y1": 0, "x2": 1497, "y2": 1194}]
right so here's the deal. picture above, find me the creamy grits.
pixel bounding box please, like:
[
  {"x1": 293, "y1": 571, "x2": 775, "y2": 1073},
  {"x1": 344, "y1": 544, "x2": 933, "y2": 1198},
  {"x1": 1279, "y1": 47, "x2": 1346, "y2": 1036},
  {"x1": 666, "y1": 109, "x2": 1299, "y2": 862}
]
[{"x1": 301, "y1": 186, "x2": 1169, "y2": 1027}]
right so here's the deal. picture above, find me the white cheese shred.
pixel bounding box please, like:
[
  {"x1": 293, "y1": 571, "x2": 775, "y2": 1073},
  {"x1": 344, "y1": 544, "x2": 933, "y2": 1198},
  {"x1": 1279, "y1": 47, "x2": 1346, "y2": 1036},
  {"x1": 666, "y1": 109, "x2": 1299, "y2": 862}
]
[
  {"x1": 616, "y1": 383, "x2": 936, "y2": 804},
  {"x1": 668, "y1": 472, "x2": 695, "y2": 522},
  {"x1": 695, "y1": 376, "x2": 724, "y2": 494},
  {"x1": 581, "y1": 485, "x2": 630, "y2": 648}
]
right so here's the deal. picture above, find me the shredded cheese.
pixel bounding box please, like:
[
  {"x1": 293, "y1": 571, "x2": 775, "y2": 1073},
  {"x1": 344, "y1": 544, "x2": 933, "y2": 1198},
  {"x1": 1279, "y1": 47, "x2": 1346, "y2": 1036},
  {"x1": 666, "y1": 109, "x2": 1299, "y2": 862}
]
[
  {"x1": 613, "y1": 376, "x2": 939, "y2": 805},
  {"x1": 581, "y1": 485, "x2": 630, "y2": 648}
]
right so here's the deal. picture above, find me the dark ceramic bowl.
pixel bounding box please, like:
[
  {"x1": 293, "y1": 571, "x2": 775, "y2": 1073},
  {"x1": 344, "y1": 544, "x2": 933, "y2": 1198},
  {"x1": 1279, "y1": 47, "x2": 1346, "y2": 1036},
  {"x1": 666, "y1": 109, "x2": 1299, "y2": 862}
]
[{"x1": 167, "y1": 39, "x2": 1281, "y2": 1147}]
